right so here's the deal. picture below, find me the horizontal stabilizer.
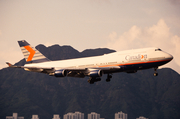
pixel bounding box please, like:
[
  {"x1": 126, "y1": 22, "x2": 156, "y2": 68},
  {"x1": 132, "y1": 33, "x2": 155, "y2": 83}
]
[{"x1": 6, "y1": 62, "x2": 21, "y2": 68}]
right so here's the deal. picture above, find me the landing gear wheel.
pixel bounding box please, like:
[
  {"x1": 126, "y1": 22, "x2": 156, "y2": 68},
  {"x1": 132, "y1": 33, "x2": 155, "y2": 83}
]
[
  {"x1": 88, "y1": 77, "x2": 95, "y2": 84},
  {"x1": 106, "y1": 74, "x2": 112, "y2": 82},
  {"x1": 154, "y1": 73, "x2": 158, "y2": 76},
  {"x1": 88, "y1": 78, "x2": 94, "y2": 84},
  {"x1": 106, "y1": 78, "x2": 111, "y2": 82}
]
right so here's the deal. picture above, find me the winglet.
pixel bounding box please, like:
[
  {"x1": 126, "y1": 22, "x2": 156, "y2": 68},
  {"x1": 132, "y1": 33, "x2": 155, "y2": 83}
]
[{"x1": 6, "y1": 62, "x2": 13, "y2": 67}]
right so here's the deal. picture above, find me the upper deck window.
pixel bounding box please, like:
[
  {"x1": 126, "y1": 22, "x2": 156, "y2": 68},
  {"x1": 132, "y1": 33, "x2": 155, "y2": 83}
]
[{"x1": 155, "y1": 48, "x2": 162, "y2": 51}]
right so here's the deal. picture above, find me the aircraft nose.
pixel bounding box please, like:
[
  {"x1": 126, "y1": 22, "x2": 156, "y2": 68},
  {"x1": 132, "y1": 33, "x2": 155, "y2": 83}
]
[{"x1": 166, "y1": 53, "x2": 173, "y2": 60}]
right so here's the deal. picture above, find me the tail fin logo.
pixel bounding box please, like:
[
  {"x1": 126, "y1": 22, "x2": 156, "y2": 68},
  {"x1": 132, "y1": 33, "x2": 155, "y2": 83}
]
[
  {"x1": 18, "y1": 40, "x2": 50, "y2": 63},
  {"x1": 24, "y1": 46, "x2": 36, "y2": 62}
]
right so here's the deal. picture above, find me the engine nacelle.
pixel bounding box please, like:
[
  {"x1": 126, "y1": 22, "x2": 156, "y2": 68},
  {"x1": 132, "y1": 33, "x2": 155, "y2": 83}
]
[
  {"x1": 54, "y1": 69, "x2": 67, "y2": 77},
  {"x1": 89, "y1": 69, "x2": 103, "y2": 77}
]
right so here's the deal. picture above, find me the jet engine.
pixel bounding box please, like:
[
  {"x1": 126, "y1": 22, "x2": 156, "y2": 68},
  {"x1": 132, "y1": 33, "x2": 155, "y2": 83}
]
[
  {"x1": 89, "y1": 69, "x2": 103, "y2": 77},
  {"x1": 54, "y1": 69, "x2": 67, "y2": 77}
]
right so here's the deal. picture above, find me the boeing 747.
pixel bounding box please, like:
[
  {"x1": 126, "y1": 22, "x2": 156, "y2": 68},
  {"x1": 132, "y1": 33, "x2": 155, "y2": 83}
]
[{"x1": 6, "y1": 40, "x2": 173, "y2": 84}]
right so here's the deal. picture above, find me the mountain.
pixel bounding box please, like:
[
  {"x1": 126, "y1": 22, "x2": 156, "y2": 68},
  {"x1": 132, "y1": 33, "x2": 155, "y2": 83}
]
[{"x1": 0, "y1": 44, "x2": 180, "y2": 119}]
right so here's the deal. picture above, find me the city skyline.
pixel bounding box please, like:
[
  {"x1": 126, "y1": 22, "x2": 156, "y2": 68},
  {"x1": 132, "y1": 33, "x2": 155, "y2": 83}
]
[{"x1": 6, "y1": 111, "x2": 149, "y2": 119}]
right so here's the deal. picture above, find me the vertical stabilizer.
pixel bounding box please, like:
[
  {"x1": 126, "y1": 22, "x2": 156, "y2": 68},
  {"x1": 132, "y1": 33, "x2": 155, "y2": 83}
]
[{"x1": 18, "y1": 40, "x2": 50, "y2": 63}]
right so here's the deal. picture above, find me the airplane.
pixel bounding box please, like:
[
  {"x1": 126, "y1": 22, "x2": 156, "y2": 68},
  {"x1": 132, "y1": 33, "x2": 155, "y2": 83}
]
[{"x1": 6, "y1": 40, "x2": 173, "y2": 84}]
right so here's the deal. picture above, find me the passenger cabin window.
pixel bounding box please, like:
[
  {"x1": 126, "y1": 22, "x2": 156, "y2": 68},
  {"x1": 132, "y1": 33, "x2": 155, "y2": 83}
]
[{"x1": 155, "y1": 48, "x2": 162, "y2": 51}]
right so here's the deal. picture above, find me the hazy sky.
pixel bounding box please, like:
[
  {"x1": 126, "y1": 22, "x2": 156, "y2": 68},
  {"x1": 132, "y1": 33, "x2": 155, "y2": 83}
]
[{"x1": 0, "y1": 0, "x2": 180, "y2": 73}]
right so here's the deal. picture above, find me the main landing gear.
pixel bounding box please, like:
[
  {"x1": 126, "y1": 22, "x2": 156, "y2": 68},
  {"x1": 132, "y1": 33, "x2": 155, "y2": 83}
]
[
  {"x1": 154, "y1": 67, "x2": 158, "y2": 76},
  {"x1": 106, "y1": 74, "x2": 112, "y2": 82},
  {"x1": 88, "y1": 74, "x2": 112, "y2": 84},
  {"x1": 88, "y1": 77, "x2": 101, "y2": 84}
]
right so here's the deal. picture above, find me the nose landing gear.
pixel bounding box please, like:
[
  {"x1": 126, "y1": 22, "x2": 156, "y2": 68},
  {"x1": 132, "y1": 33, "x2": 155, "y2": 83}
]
[{"x1": 154, "y1": 67, "x2": 158, "y2": 76}]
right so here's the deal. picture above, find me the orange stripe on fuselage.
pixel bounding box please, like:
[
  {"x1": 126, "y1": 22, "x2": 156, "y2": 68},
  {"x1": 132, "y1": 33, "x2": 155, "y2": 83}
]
[
  {"x1": 98, "y1": 59, "x2": 171, "y2": 68},
  {"x1": 24, "y1": 46, "x2": 36, "y2": 62}
]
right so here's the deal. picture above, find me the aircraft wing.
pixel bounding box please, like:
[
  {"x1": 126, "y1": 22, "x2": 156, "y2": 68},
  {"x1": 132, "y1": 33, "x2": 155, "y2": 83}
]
[
  {"x1": 6, "y1": 62, "x2": 120, "y2": 78},
  {"x1": 6, "y1": 62, "x2": 54, "y2": 73},
  {"x1": 64, "y1": 66, "x2": 121, "y2": 78},
  {"x1": 6, "y1": 62, "x2": 87, "y2": 76},
  {"x1": 64, "y1": 65, "x2": 120, "y2": 71}
]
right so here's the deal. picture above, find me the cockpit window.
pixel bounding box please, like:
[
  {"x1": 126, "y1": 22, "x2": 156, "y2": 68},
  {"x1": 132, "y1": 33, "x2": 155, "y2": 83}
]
[{"x1": 155, "y1": 48, "x2": 162, "y2": 51}]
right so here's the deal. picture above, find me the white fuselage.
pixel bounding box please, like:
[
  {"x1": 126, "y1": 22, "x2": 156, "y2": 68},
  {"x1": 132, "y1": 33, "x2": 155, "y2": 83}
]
[{"x1": 24, "y1": 47, "x2": 173, "y2": 73}]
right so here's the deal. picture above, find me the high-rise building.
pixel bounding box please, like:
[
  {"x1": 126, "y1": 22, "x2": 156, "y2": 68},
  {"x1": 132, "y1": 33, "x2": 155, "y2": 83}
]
[
  {"x1": 115, "y1": 111, "x2": 127, "y2": 119},
  {"x1": 63, "y1": 112, "x2": 84, "y2": 119},
  {"x1": 88, "y1": 112, "x2": 100, "y2": 119},
  {"x1": 64, "y1": 112, "x2": 76, "y2": 119},
  {"x1": 32, "y1": 115, "x2": 39, "y2": 119},
  {"x1": 6, "y1": 113, "x2": 24, "y2": 119},
  {"x1": 136, "y1": 116, "x2": 148, "y2": 119},
  {"x1": 74, "y1": 111, "x2": 84, "y2": 119},
  {"x1": 53, "y1": 114, "x2": 61, "y2": 119}
]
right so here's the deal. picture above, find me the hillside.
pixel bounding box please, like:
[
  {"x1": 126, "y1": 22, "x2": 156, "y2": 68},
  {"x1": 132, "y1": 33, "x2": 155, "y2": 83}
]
[{"x1": 0, "y1": 44, "x2": 180, "y2": 119}]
